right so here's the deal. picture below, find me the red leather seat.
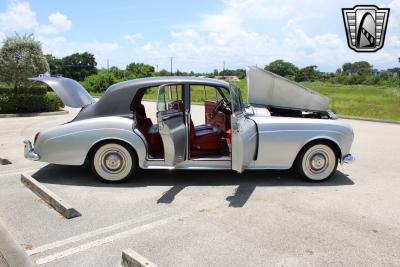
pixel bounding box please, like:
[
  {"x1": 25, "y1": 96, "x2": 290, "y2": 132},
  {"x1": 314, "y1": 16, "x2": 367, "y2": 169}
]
[
  {"x1": 190, "y1": 120, "x2": 223, "y2": 154},
  {"x1": 171, "y1": 100, "x2": 223, "y2": 154},
  {"x1": 145, "y1": 124, "x2": 164, "y2": 157},
  {"x1": 142, "y1": 100, "x2": 222, "y2": 157}
]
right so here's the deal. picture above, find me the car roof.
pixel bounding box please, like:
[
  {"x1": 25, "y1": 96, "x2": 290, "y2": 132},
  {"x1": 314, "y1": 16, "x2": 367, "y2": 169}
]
[
  {"x1": 106, "y1": 76, "x2": 230, "y2": 94},
  {"x1": 74, "y1": 76, "x2": 231, "y2": 121}
]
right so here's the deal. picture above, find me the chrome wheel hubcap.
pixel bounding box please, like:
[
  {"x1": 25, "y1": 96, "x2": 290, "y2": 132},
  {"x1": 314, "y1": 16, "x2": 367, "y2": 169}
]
[
  {"x1": 99, "y1": 149, "x2": 127, "y2": 174},
  {"x1": 104, "y1": 152, "x2": 123, "y2": 171},
  {"x1": 305, "y1": 149, "x2": 330, "y2": 175},
  {"x1": 310, "y1": 154, "x2": 326, "y2": 171}
]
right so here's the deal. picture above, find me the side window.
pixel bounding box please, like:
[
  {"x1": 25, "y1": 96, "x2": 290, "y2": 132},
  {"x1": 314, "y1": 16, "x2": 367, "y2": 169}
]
[{"x1": 157, "y1": 84, "x2": 183, "y2": 112}]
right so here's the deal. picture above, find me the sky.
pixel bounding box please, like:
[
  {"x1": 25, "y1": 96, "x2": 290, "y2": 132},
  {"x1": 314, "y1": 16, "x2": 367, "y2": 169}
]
[{"x1": 0, "y1": 0, "x2": 399, "y2": 72}]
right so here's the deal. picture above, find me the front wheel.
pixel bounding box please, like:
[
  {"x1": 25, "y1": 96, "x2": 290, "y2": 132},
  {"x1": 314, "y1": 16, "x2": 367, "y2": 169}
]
[
  {"x1": 90, "y1": 142, "x2": 137, "y2": 183},
  {"x1": 297, "y1": 143, "x2": 338, "y2": 182}
]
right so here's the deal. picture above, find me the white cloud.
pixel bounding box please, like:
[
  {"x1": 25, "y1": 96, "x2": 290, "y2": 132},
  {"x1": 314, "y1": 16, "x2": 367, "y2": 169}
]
[
  {"x1": 38, "y1": 12, "x2": 72, "y2": 35},
  {"x1": 0, "y1": 1, "x2": 71, "y2": 35},
  {"x1": 1, "y1": 0, "x2": 400, "y2": 72},
  {"x1": 38, "y1": 35, "x2": 120, "y2": 68},
  {"x1": 128, "y1": 0, "x2": 400, "y2": 72},
  {"x1": 123, "y1": 33, "x2": 143, "y2": 42},
  {"x1": 0, "y1": 1, "x2": 37, "y2": 32}
]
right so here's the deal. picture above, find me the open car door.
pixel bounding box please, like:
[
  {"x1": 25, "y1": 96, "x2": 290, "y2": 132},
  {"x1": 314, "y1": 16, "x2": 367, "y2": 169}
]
[
  {"x1": 230, "y1": 87, "x2": 257, "y2": 173},
  {"x1": 156, "y1": 84, "x2": 187, "y2": 166}
]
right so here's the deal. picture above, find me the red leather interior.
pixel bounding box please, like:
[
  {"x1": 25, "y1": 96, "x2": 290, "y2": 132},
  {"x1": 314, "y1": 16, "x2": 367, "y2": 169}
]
[
  {"x1": 205, "y1": 101, "x2": 226, "y2": 132},
  {"x1": 190, "y1": 120, "x2": 223, "y2": 154},
  {"x1": 172, "y1": 100, "x2": 223, "y2": 154},
  {"x1": 136, "y1": 99, "x2": 226, "y2": 158},
  {"x1": 225, "y1": 129, "x2": 231, "y2": 145}
]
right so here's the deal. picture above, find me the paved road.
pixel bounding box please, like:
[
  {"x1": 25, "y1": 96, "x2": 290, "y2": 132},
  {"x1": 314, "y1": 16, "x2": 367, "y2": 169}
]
[{"x1": 0, "y1": 103, "x2": 399, "y2": 266}]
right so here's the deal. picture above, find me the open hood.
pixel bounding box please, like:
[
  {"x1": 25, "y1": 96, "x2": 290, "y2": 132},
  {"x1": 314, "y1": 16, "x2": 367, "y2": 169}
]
[
  {"x1": 29, "y1": 75, "x2": 95, "y2": 108},
  {"x1": 246, "y1": 66, "x2": 330, "y2": 111}
]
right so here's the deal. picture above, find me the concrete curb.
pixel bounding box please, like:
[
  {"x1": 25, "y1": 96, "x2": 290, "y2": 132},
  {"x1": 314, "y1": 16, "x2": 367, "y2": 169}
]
[
  {"x1": 20, "y1": 173, "x2": 81, "y2": 219},
  {"x1": 0, "y1": 110, "x2": 69, "y2": 118},
  {"x1": 338, "y1": 115, "x2": 400, "y2": 125},
  {"x1": 121, "y1": 249, "x2": 158, "y2": 267},
  {"x1": 0, "y1": 155, "x2": 11, "y2": 165},
  {"x1": 0, "y1": 218, "x2": 35, "y2": 267}
]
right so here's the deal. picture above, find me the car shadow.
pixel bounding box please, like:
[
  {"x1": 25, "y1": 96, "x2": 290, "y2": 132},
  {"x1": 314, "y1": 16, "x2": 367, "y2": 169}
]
[{"x1": 32, "y1": 163, "x2": 354, "y2": 208}]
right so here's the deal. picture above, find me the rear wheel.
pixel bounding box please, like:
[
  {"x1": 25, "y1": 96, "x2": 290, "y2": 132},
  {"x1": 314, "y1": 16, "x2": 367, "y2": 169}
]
[
  {"x1": 297, "y1": 143, "x2": 338, "y2": 182},
  {"x1": 90, "y1": 142, "x2": 137, "y2": 183}
]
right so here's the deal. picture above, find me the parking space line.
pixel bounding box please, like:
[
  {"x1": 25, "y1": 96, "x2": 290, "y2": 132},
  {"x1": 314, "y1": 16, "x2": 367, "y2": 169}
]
[
  {"x1": 35, "y1": 215, "x2": 182, "y2": 265},
  {"x1": 0, "y1": 169, "x2": 39, "y2": 177},
  {"x1": 27, "y1": 210, "x2": 174, "y2": 256}
]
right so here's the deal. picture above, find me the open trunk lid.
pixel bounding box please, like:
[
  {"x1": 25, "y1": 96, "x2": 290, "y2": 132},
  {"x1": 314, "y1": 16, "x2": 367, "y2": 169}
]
[
  {"x1": 246, "y1": 66, "x2": 330, "y2": 111},
  {"x1": 29, "y1": 75, "x2": 95, "y2": 108}
]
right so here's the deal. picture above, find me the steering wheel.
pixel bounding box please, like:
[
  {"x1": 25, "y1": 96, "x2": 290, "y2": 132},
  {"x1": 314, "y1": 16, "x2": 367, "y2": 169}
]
[{"x1": 212, "y1": 99, "x2": 226, "y2": 118}]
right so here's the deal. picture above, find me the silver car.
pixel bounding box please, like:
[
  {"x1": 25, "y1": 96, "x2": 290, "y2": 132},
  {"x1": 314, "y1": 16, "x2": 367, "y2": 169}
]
[{"x1": 24, "y1": 67, "x2": 354, "y2": 183}]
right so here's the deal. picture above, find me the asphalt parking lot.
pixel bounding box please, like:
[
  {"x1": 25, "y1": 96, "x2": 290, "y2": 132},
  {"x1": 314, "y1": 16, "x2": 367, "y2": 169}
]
[{"x1": 0, "y1": 103, "x2": 399, "y2": 267}]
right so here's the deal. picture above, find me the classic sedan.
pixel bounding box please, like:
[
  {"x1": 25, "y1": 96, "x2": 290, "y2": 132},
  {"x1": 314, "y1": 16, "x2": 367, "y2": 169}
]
[{"x1": 24, "y1": 67, "x2": 354, "y2": 182}]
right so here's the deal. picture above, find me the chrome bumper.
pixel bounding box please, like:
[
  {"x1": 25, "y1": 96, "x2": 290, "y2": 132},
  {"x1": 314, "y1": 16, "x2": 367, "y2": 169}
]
[
  {"x1": 343, "y1": 154, "x2": 355, "y2": 164},
  {"x1": 24, "y1": 140, "x2": 40, "y2": 161}
]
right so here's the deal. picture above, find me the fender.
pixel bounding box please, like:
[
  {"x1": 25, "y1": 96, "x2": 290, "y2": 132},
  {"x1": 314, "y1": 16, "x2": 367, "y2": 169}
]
[{"x1": 34, "y1": 116, "x2": 147, "y2": 167}]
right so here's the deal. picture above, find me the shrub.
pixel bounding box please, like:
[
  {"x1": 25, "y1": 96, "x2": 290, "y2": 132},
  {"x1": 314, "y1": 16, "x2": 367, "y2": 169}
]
[
  {"x1": 0, "y1": 90, "x2": 64, "y2": 113},
  {"x1": 81, "y1": 71, "x2": 117, "y2": 93},
  {"x1": 0, "y1": 87, "x2": 48, "y2": 95}
]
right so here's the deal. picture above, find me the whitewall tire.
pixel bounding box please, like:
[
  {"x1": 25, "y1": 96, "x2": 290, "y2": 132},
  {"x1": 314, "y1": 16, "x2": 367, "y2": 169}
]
[
  {"x1": 90, "y1": 142, "x2": 137, "y2": 183},
  {"x1": 297, "y1": 143, "x2": 338, "y2": 182}
]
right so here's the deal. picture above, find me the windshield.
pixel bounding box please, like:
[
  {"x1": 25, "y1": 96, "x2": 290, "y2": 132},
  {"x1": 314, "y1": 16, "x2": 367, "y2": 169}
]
[{"x1": 230, "y1": 84, "x2": 244, "y2": 113}]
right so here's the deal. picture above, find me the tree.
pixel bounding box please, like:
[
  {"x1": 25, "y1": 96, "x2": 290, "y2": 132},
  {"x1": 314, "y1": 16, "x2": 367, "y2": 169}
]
[
  {"x1": 61, "y1": 52, "x2": 97, "y2": 81},
  {"x1": 219, "y1": 68, "x2": 246, "y2": 79},
  {"x1": 295, "y1": 65, "x2": 319, "y2": 82},
  {"x1": 342, "y1": 61, "x2": 372, "y2": 76},
  {"x1": 159, "y1": 69, "x2": 169, "y2": 76},
  {"x1": 81, "y1": 70, "x2": 116, "y2": 93},
  {"x1": 0, "y1": 34, "x2": 49, "y2": 90},
  {"x1": 126, "y1": 62, "x2": 154, "y2": 78},
  {"x1": 45, "y1": 54, "x2": 62, "y2": 75},
  {"x1": 379, "y1": 70, "x2": 392, "y2": 80},
  {"x1": 109, "y1": 66, "x2": 127, "y2": 79},
  {"x1": 353, "y1": 61, "x2": 372, "y2": 76},
  {"x1": 265, "y1": 60, "x2": 298, "y2": 78}
]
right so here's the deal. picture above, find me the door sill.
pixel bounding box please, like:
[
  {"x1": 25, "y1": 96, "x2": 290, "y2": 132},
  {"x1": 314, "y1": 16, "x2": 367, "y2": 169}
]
[{"x1": 191, "y1": 155, "x2": 231, "y2": 161}]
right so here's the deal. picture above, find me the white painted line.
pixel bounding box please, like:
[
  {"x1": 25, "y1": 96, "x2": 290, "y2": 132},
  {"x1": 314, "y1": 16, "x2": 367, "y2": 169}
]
[
  {"x1": 27, "y1": 210, "x2": 171, "y2": 256},
  {"x1": 0, "y1": 169, "x2": 39, "y2": 178},
  {"x1": 35, "y1": 215, "x2": 179, "y2": 266},
  {"x1": 122, "y1": 248, "x2": 158, "y2": 267},
  {"x1": 21, "y1": 173, "x2": 81, "y2": 219}
]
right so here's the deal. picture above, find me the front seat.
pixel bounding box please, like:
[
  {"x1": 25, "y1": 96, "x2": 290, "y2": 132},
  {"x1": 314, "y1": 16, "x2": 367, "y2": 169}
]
[
  {"x1": 190, "y1": 120, "x2": 223, "y2": 155},
  {"x1": 171, "y1": 100, "x2": 223, "y2": 155}
]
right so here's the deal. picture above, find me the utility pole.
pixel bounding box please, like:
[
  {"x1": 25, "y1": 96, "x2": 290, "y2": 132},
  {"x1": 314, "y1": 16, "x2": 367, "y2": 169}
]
[
  {"x1": 223, "y1": 60, "x2": 225, "y2": 72},
  {"x1": 170, "y1": 56, "x2": 173, "y2": 75},
  {"x1": 107, "y1": 59, "x2": 109, "y2": 72}
]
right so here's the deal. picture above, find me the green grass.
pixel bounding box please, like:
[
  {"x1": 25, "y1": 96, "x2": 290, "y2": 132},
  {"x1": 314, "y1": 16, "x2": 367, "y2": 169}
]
[
  {"x1": 230, "y1": 80, "x2": 400, "y2": 121},
  {"x1": 91, "y1": 79, "x2": 400, "y2": 121},
  {"x1": 302, "y1": 82, "x2": 400, "y2": 121}
]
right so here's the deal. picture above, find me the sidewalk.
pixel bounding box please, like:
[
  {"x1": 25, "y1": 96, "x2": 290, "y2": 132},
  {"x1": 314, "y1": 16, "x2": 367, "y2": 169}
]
[{"x1": 0, "y1": 218, "x2": 35, "y2": 267}]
